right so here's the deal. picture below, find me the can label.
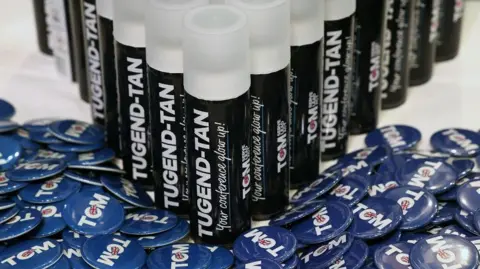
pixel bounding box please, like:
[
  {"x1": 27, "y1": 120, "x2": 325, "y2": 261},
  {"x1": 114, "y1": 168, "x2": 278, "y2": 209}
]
[
  {"x1": 82, "y1": 0, "x2": 105, "y2": 125},
  {"x1": 98, "y1": 16, "x2": 120, "y2": 153},
  {"x1": 43, "y1": 0, "x2": 55, "y2": 51},
  {"x1": 148, "y1": 67, "x2": 189, "y2": 215},
  {"x1": 51, "y1": 0, "x2": 74, "y2": 80},
  {"x1": 186, "y1": 92, "x2": 251, "y2": 245},
  {"x1": 115, "y1": 43, "x2": 152, "y2": 188},
  {"x1": 321, "y1": 15, "x2": 355, "y2": 159},
  {"x1": 251, "y1": 67, "x2": 290, "y2": 219},
  {"x1": 437, "y1": 0, "x2": 463, "y2": 58},
  {"x1": 289, "y1": 41, "x2": 322, "y2": 187}
]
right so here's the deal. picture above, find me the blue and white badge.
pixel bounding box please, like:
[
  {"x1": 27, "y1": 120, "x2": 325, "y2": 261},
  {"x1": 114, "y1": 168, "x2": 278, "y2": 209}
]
[
  {"x1": 292, "y1": 201, "x2": 353, "y2": 244},
  {"x1": 147, "y1": 244, "x2": 212, "y2": 269},
  {"x1": 430, "y1": 128, "x2": 480, "y2": 157},
  {"x1": 26, "y1": 202, "x2": 66, "y2": 238},
  {"x1": 473, "y1": 211, "x2": 480, "y2": 235},
  {"x1": 0, "y1": 206, "x2": 19, "y2": 224},
  {"x1": 440, "y1": 224, "x2": 476, "y2": 238},
  {"x1": 291, "y1": 173, "x2": 342, "y2": 205},
  {"x1": 68, "y1": 163, "x2": 124, "y2": 174},
  {"x1": 368, "y1": 173, "x2": 399, "y2": 197},
  {"x1": 60, "y1": 241, "x2": 90, "y2": 269},
  {"x1": 0, "y1": 173, "x2": 27, "y2": 195},
  {"x1": 410, "y1": 235, "x2": 479, "y2": 269},
  {"x1": 6, "y1": 159, "x2": 66, "y2": 182},
  {"x1": 0, "y1": 136, "x2": 21, "y2": 171},
  {"x1": 9, "y1": 130, "x2": 41, "y2": 152},
  {"x1": 19, "y1": 176, "x2": 81, "y2": 204},
  {"x1": 132, "y1": 219, "x2": 189, "y2": 249},
  {"x1": 205, "y1": 246, "x2": 234, "y2": 269},
  {"x1": 333, "y1": 239, "x2": 368, "y2": 269},
  {"x1": 81, "y1": 184, "x2": 104, "y2": 193},
  {"x1": 101, "y1": 175, "x2": 153, "y2": 208},
  {"x1": 469, "y1": 237, "x2": 480, "y2": 253},
  {"x1": 49, "y1": 120, "x2": 104, "y2": 145},
  {"x1": 62, "y1": 229, "x2": 93, "y2": 250},
  {"x1": 426, "y1": 225, "x2": 445, "y2": 235},
  {"x1": 0, "y1": 199, "x2": 15, "y2": 211},
  {"x1": 437, "y1": 176, "x2": 471, "y2": 201},
  {"x1": 0, "y1": 99, "x2": 15, "y2": 120},
  {"x1": 29, "y1": 130, "x2": 63, "y2": 144},
  {"x1": 0, "y1": 208, "x2": 42, "y2": 241},
  {"x1": 374, "y1": 242, "x2": 412, "y2": 269},
  {"x1": 0, "y1": 121, "x2": 19, "y2": 134},
  {"x1": 81, "y1": 234, "x2": 146, "y2": 269},
  {"x1": 457, "y1": 180, "x2": 480, "y2": 213},
  {"x1": 282, "y1": 255, "x2": 299, "y2": 269},
  {"x1": 338, "y1": 146, "x2": 388, "y2": 167},
  {"x1": 25, "y1": 149, "x2": 76, "y2": 163},
  {"x1": 365, "y1": 125, "x2": 421, "y2": 152},
  {"x1": 62, "y1": 191, "x2": 124, "y2": 235},
  {"x1": 368, "y1": 229, "x2": 403, "y2": 257},
  {"x1": 454, "y1": 209, "x2": 480, "y2": 235},
  {"x1": 233, "y1": 226, "x2": 297, "y2": 263},
  {"x1": 270, "y1": 200, "x2": 326, "y2": 227},
  {"x1": 23, "y1": 118, "x2": 59, "y2": 132},
  {"x1": 431, "y1": 202, "x2": 457, "y2": 225},
  {"x1": 382, "y1": 186, "x2": 437, "y2": 230},
  {"x1": 0, "y1": 239, "x2": 62, "y2": 269},
  {"x1": 48, "y1": 256, "x2": 70, "y2": 269},
  {"x1": 237, "y1": 259, "x2": 283, "y2": 269},
  {"x1": 451, "y1": 159, "x2": 475, "y2": 179},
  {"x1": 348, "y1": 197, "x2": 403, "y2": 239},
  {"x1": 395, "y1": 159, "x2": 457, "y2": 194},
  {"x1": 64, "y1": 170, "x2": 103, "y2": 186},
  {"x1": 298, "y1": 233, "x2": 354, "y2": 269},
  {"x1": 120, "y1": 209, "x2": 178, "y2": 235},
  {"x1": 48, "y1": 141, "x2": 105, "y2": 153},
  {"x1": 327, "y1": 174, "x2": 370, "y2": 207},
  {"x1": 400, "y1": 232, "x2": 429, "y2": 244},
  {"x1": 68, "y1": 148, "x2": 115, "y2": 167}
]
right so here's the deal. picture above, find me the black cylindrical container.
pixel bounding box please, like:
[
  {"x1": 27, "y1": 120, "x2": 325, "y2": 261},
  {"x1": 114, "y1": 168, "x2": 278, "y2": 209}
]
[
  {"x1": 436, "y1": 0, "x2": 464, "y2": 61},
  {"x1": 410, "y1": 0, "x2": 441, "y2": 86},
  {"x1": 321, "y1": 0, "x2": 355, "y2": 160},
  {"x1": 350, "y1": 0, "x2": 387, "y2": 134},
  {"x1": 97, "y1": 0, "x2": 120, "y2": 154},
  {"x1": 146, "y1": 0, "x2": 209, "y2": 216},
  {"x1": 33, "y1": 0, "x2": 54, "y2": 55},
  {"x1": 51, "y1": 0, "x2": 76, "y2": 82},
  {"x1": 228, "y1": 0, "x2": 291, "y2": 220},
  {"x1": 289, "y1": 0, "x2": 324, "y2": 188},
  {"x1": 184, "y1": 5, "x2": 252, "y2": 245},
  {"x1": 381, "y1": 0, "x2": 416, "y2": 109},
  {"x1": 113, "y1": 0, "x2": 153, "y2": 189}
]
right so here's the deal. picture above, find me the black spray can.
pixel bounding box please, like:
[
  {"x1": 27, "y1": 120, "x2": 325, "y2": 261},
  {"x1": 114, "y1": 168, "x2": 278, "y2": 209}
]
[
  {"x1": 436, "y1": 0, "x2": 464, "y2": 61},
  {"x1": 228, "y1": 0, "x2": 291, "y2": 220},
  {"x1": 97, "y1": 0, "x2": 120, "y2": 154},
  {"x1": 33, "y1": 0, "x2": 54, "y2": 55},
  {"x1": 321, "y1": 0, "x2": 356, "y2": 160},
  {"x1": 350, "y1": 0, "x2": 387, "y2": 134},
  {"x1": 146, "y1": 0, "x2": 209, "y2": 216},
  {"x1": 381, "y1": 0, "x2": 416, "y2": 109},
  {"x1": 113, "y1": 0, "x2": 153, "y2": 189},
  {"x1": 289, "y1": 0, "x2": 323, "y2": 188},
  {"x1": 184, "y1": 5, "x2": 252, "y2": 245},
  {"x1": 410, "y1": 0, "x2": 441, "y2": 86}
]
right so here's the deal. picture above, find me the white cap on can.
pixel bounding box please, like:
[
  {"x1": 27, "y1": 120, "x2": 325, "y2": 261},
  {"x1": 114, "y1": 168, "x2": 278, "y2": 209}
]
[
  {"x1": 226, "y1": 0, "x2": 290, "y2": 75},
  {"x1": 113, "y1": 0, "x2": 147, "y2": 47},
  {"x1": 291, "y1": 0, "x2": 324, "y2": 46},
  {"x1": 183, "y1": 5, "x2": 250, "y2": 101},
  {"x1": 324, "y1": 0, "x2": 355, "y2": 21},
  {"x1": 97, "y1": 0, "x2": 113, "y2": 20},
  {"x1": 146, "y1": 0, "x2": 209, "y2": 73}
]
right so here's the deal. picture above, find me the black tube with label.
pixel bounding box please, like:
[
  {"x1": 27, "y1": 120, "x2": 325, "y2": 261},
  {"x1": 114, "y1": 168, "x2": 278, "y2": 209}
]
[
  {"x1": 410, "y1": 0, "x2": 441, "y2": 86},
  {"x1": 350, "y1": 0, "x2": 387, "y2": 134},
  {"x1": 381, "y1": 0, "x2": 416, "y2": 109},
  {"x1": 113, "y1": 0, "x2": 153, "y2": 189},
  {"x1": 436, "y1": 0, "x2": 464, "y2": 62},
  {"x1": 33, "y1": 0, "x2": 53, "y2": 55},
  {"x1": 184, "y1": 5, "x2": 251, "y2": 245},
  {"x1": 51, "y1": 0, "x2": 76, "y2": 82},
  {"x1": 321, "y1": 0, "x2": 356, "y2": 160},
  {"x1": 97, "y1": 0, "x2": 120, "y2": 154}
]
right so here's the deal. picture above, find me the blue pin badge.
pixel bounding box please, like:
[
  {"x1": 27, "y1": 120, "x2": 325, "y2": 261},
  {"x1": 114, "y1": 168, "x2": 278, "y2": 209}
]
[
  {"x1": 454, "y1": 209, "x2": 480, "y2": 235},
  {"x1": 332, "y1": 239, "x2": 369, "y2": 269},
  {"x1": 25, "y1": 202, "x2": 66, "y2": 238},
  {"x1": 437, "y1": 176, "x2": 471, "y2": 201},
  {"x1": 374, "y1": 242, "x2": 412, "y2": 269},
  {"x1": 205, "y1": 246, "x2": 234, "y2": 269},
  {"x1": 326, "y1": 174, "x2": 370, "y2": 207},
  {"x1": 0, "y1": 99, "x2": 15, "y2": 120},
  {"x1": 237, "y1": 259, "x2": 282, "y2": 269},
  {"x1": 64, "y1": 170, "x2": 103, "y2": 186},
  {"x1": 0, "y1": 136, "x2": 22, "y2": 171},
  {"x1": 0, "y1": 206, "x2": 19, "y2": 225},
  {"x1": 101, "y1": 175, "x2": 153, "y2": 208},
  {"x1": 147, "y1": 244, "x2": 213, "y2": 269},
  {"x1": 62, "y1": 229, "x2": 93, "y2": 250},
  {"x1": 0, "y1": 239, "x2": 62, "y2": 269},
  {"x1": 120, "y1": 209, "x2": 178, "y2": 235},
  {"x1": 25, "y1": 149, "x2": 76, "y2": 163},
  {"x1": 0, "y1": 208, "x2": 42, "y2": 241},
  {"x1": 60, "y1": 241, "x2": 90, "y2": 268},
  {"x1": 23, "y1": 118, "x2": 59, "y2": 132},
  {"x1": 6, "y1": 159, "x2": 66, "y2": 182},
  {"x1": 291, "y1": 173, "x2": 342, "y2": 205},
  {"x1": 298, "y1": 233, "x2": 354, "y2": 269},
  {"x1": 19, "y1": 176, "x2": 81, "y2": 204},
  {"x1": 450, "y1": 159, "x2": 475, "y2": 179},
  {"x1": 367, "y1": 229, "x2": 403, "y2": 256},
  {"x1": 365, "y1": 125, "x2": 421, "y2": 152},
  {"x1": 269, "y1": 200, "x2": 326, "y2": 227},
  {"x1": 338, "y1": 146, "x2": 388, "y2": 167},
  {"x1": 282, "y1": 255, "x2": 299, "y2": 269},
  {"x1": 48, "y1": 120, "x2": 104, "y2": 145},
  {"x1": 68, "y1": 148, "x2": 115, "y2": 166},
  {"x1": 440, "y1": 224, "x2": 476, "y2": 238},
  {"x1": 430, "y1": 128, "x2": 480, "y2": 157},
  {"x1": 367, "y1": 173, "x2": 399, "y2": 197},
  {"x1": 457, "y1": 180, "x2": 480, "y2": 213},
  {"x1": 0, "y1": 173, "x2": 28, "y2": 195},
  {"x1": 48, "y1": 141, "x2": 105, "y2": 153},
  {"x1": 431, "y1": 202, "x2": 457, "y2": 225},
  {"x1": 29, "y1": 130, "x2": 64, "y2": 144},
  {"x1": 0, "y1": 121, "x2": 19, "y2": 134},
  {"x1": 131, "y1": 219, "x2": 189, "y2": 249}
]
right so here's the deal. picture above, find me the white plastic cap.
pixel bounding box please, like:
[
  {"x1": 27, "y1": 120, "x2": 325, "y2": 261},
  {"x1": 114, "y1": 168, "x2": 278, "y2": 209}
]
[
  {"x1": 226, "y1": 0, "x2": 290, "y2": 75},
  {"x1": 291, "y1": 0, "x2": 324, "y2": 46},
  {"x1": 113, "y1": 0, "x2": 147, "y2": 47},
  {"x1": 324, "y1": 0, "x2": 355, "y2": 21},
  {"x1": 97, "y1": 0, "x2": 113, "y2": 20},
  {"x1": 183, "y1": 5, "x2": 250, "y2": 101},
  {"x1": 146, "y1": 0, "x2": 209, "y2": 73}
]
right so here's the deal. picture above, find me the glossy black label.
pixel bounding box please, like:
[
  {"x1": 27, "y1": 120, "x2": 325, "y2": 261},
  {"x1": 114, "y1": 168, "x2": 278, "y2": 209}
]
[
  {"x1": 98, "y1": 16, "x2": 120, "y2": 153},
  {"x1": 350, "y1": 0, "x2": 386, "y2": 133},
  {"x1": 115, "y1": 42, "x2": 152, "y2": 188},
  {"x1": 250, "y1": 68, "x2": 290, "y2": 219},
  {"x1": 148, "y1": 67, "x2": 189, "y2": 215},
  {"x1": 82, "y1": 0, "x2": 105, "y2": 126},
  {"x1": 382, "y1": 0, "x2": 415, "y2": 107},
  {"x1": 321, "y1": 15, "x2": 355, "y2": 159},
  {"x1": 289, "y1": 42, "x2": 322, "y2": 187},
  {"x1": 186, "y1": 92, "x2": 251, "y2": 245}
]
